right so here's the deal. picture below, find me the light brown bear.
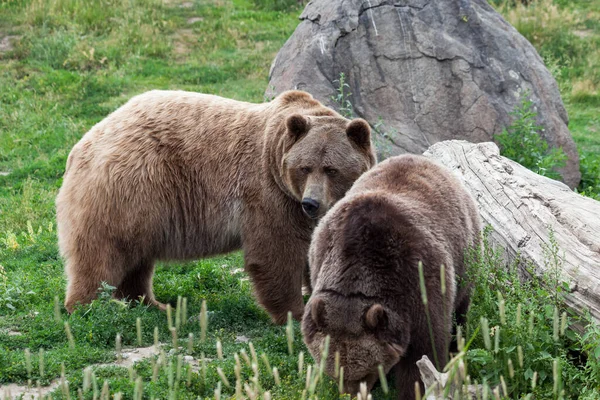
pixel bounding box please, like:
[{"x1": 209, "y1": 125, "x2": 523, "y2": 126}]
[
  {"x1": 302, "y1": 154, "x2": 481, "y2": 398},
  {"x1": 56, "y1": 90, "x2": 376, "y2": 324}
]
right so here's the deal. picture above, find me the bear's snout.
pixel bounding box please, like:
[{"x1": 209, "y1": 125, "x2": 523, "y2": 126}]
[{"x1": 301, "y1": 197, "x2": 320, "y2": 219}]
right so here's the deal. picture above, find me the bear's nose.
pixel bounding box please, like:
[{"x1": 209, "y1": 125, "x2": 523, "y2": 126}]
[{"x1": 301, "y1": 198, "x2": 320, "y2": 218}]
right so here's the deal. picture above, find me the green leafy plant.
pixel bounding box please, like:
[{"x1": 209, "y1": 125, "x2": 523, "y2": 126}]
[
  {"x1": 331, "y1": 72, "x2": 354, "y2": 119},
  {"x1": 496, "y1": 95, "x2": 567, "y2": 180}
]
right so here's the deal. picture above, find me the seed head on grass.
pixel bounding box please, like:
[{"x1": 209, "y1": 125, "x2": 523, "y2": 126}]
[
  {"x1": 241, "y1": 349, "x2": 251, "y2": 366},
  {"x1": 182, "y1": 297, "x2": 188, "y2": 324},
  {"x1": 500, "y1": 375, "x2": 508, "y2": 397},
  {"x1": 497, "y1": 291, "x2": 506, "y2": 325},
  {"x1": 358, "y1": 382, "x2": 368, "y2": 400},
  {"x1": 214, "y1": 381, "x2": 222, "y2": 400},
  {"x1": 531, "y1": 371, "x2": 538, "y2": 390},
  {"x1": 528, "y1": 311, "x2": 535, "y2": 335},
  {"x1": 61, "y1": 374, "x2": 70, "y2": 400},
  {"x1": 128, "y1": 364, "x2": 136, "y2": 381},
  {"x1": 200, "y1": 300, "x2": 208, "y2": 343},
  {"x1": 83, "y1": 367, "x2": 92, "y2": 393},
  {"x1": 273, "y1": 367, "x2": 280, "y2": 386},
  {"x1": 176, "y1": 296, "x2": 182, "y2": 330},
  {"x1": 518, "y1": 345, "x2": 524, "y2": 368},
  {"x1": 318, "y1": 335, "x2": 330, "y2": 378},
  {"x1": 136, "y1": 317, "x2": 142, "y2": 346},
  {"x1": 334, "y1": 351, "x2": 340, "y2": 378},
  {"x1": 134, "y1": 377, "x2": 143, "y2": 400},
  {"x1": 170, "y1": 327, "x2": 178, "y2": 349},
  {"x1": 217, "y1": 367, "x2": 231, "y2": 388},
  {"x1": 480, "y1": 317, "x2": 491, "y2": 350},
  {"x1": 338, "y1": 366, "x2": 344, "y2": 394},
  {"x1": 234, "y1": 354, "x2": 242, "y2": 381},
  {"x1": 216, "y1": 339, "x2": 223, "y2": 360},
  {"x1": 494, "y1": 326, "x2": 500, "y2": 354},
  {"x1": 54, "y1": 296, "x2": 61, "y2": 322},
  {"x1": 187, "y1": 333, "x2": 194, "y2": 354},
  {"x1": 152, "y1": 357, "x2": 160, "y2": 382},
  {"x1": 516, "y1": 303, "x2": 522, "y2": 327},
  {"x1": 38, "y1": 348, "x2": 45, "y2": 379},
  {"x1": 507, "y1": 358, "x2": 514, "y2": 379},
  {"x1": 560, "y1": 311, "x2": 568, "y2": 336},
  {"x1": 201, "y1": 353, "x2": 207, "y2": 382},
  {"x1": 167, "y1": 304, "x2": 173, "y2": 330},
  {"x1": 553, "y1": 358, "x2": 562, "y2": 396},
  {"x1": 249, "y1": 342, "x2": 258, "y2": 365},
  {"x1": 457, "y1": 325, "x2": 465, "y2": 352},
  {"x1": 64, "y1": 322, "x2": 75, "y2": 348},
  {"x1": 261, "y1": 353, "x2": 271, "y2": 375},
  {"x1": 414, "y1": 381, "x2": 421, "y2": 400},
  {"x1": 24, "y1": 348, "x2": 32, "y2": 381},
  {"x1": 176, "y1": 354, "x2": 183, "y2": 382},
  {"x1": 154, "y1": 326, "x2": 159, "y2": 349},
  {"x1": 92, "y1": 370, "x2": 99, "y2": 399},
  {"x1": 492, "y1": 386, "x2": 501, "y2": 400},
  {"x1": 100, "y1": 380, "x2": 109, "y2": 400},
  {"x1": 186, "y1": 364, "x2": 192, "y2": 387},
  {"x1": 298, "y1": 351, "x2": 304, "y2": 376},
  {"x1": 286, "y1": 311, "x2": 294, "y2": 355},
  {"x1": 418, "y1": 261, "x2": 428, "y2": 306},
  {"x1": 235, "y1": 379, "x2": 243, "y2": 399},
  {"x1": 116, "y1": 333, "x2": 122, "y2": 362},
  {"x1": 305, "y1": 365, "x2": 312, "y2": 390}
]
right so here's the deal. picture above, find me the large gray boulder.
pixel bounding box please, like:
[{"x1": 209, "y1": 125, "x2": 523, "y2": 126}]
[{"x1": 266, "y1": 0, "x2": 581, "y2": 187}]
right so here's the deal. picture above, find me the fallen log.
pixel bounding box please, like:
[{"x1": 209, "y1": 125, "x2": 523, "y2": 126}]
[{"x1": 423, "y1": 141, "x2": 600, "y2": 323}]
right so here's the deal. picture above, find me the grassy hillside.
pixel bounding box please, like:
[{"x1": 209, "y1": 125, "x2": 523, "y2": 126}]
[{"x1": 0, "y1": 0, "x2": 599, "y2": 399}]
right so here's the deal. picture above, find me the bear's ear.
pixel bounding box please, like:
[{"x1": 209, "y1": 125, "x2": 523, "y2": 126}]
[
  {"x1": 286, "y1": 114, "x2": 310, "y2": 141},
  {"x1": 365, "y1": 303, "x2": 387, "y2": 330},
  {"x1": 346, "y1": 119, "x2": 371, "y2": 150},
  {"x1": 310, "y1": 297, "x2": 327, "y2": 329}
]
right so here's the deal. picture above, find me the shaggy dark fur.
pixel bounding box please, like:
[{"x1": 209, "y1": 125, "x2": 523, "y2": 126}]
[{"x1": 302, "y1": 154, "x2": 481, "y2": 398}]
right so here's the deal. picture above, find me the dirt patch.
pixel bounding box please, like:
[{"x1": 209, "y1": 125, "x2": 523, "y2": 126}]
[
  {"x1": 1, "y1": 380, "x2": 61, "y2": 400},
  {"x1": 573, "y1": 30, "x2": 594, "y2": 38},
  {"x1": 0, "y1": 36, "x2": 20, "y2": 52},
  {"x1": 187, "y1": 17, "x2": 204, "y2": 24},
  {"x1": 173, "y1": 29, "x2": 196, "y2": 57}
]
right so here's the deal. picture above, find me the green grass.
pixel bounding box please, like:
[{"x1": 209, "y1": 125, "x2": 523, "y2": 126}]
[
  {"x1": 495, "y1": 0, "x2": 600, "y2": 197},
  {"x1": 1, "y1": 0, "x2": 600, "y2": 398}
]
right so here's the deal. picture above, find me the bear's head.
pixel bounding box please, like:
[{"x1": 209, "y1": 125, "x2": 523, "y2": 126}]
[
  {"x1": 302, "y1": 293, "x2": 409, "y2": 394},
  {"x1": 280, "y1": 114, "x2": 376, "y2": 219}
]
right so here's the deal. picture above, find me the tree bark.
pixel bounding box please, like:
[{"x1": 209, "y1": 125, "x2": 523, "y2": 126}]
[{"x1": 423, "y1": 141, "x2": 600, "y2": 324}]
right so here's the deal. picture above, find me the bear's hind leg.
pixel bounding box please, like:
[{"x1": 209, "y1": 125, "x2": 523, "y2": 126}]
[{"x1": 115, "y1": 260, "x2": 166, "y2": 310}]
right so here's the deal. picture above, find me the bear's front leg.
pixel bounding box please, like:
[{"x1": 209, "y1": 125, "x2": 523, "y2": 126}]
[{"x1": 243, "y1": 226, "x2": 308, "y2": 325}]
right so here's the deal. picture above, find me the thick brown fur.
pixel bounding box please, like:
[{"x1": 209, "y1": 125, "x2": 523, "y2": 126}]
[
  {"x1": 302, "y1": 155, "x2": 481, "y2": 398},
  {"x1": 56, "y1": 90, "x2": 376, "y2": 323}
]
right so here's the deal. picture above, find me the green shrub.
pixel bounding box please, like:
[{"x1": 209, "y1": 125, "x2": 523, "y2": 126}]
[
  {"x1": 577, "y1": 152, "x2": 600, "y2": 200},
  {"x1": 496, "y1": 95, "x2": 567, "y2": 180},
  {"x1": 463, "y1": 229, "x2": 600, "y2": 398}
]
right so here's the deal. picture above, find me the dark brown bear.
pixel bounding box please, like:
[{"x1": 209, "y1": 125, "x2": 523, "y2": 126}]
[
  {"x1": 302, "y1": 154, "x2": 481, "y2": 397},
  {"x1": 56, "y1": 90, "x2": 376, "y2": 324}
]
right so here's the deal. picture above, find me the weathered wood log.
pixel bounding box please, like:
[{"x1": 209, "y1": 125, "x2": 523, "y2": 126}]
[
  {"x1": 417, "y1": 355, "x2": 485, "y2": 399},
  {"x1": 423, "y1": 141, "x2": 600, "y2": 323}
]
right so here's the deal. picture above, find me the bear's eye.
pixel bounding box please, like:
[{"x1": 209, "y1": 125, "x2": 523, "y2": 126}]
[
  {"x1": 300, "y1": 167, "x2": 312, "y2": 174},
  {"x1": 324, "y1": 167, "x2": 338, "y2": 176}
]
